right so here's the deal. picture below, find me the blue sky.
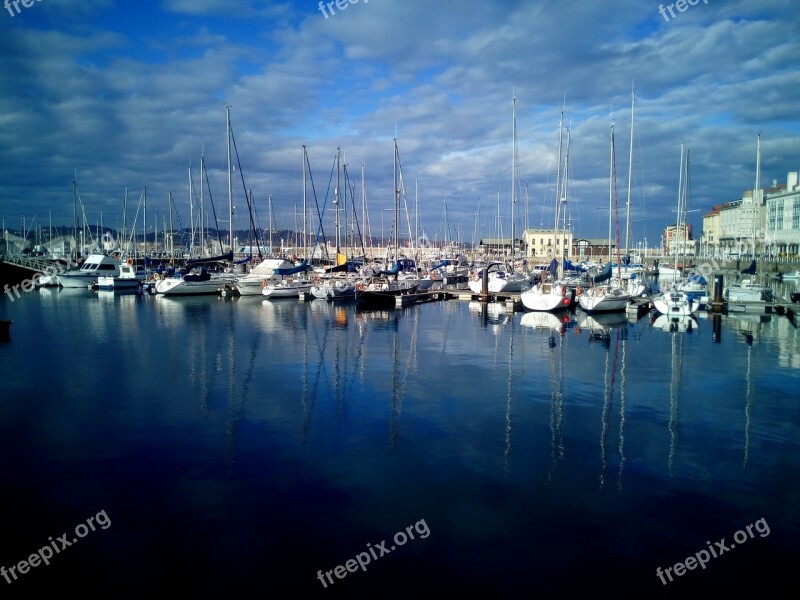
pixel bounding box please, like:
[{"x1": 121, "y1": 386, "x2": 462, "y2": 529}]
[{"x1": 1, "y1": 0, "x2": 799, "y2": 250}]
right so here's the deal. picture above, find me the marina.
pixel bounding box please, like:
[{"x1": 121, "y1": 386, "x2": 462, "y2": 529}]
[
  {"x1": 1, "y1": 277, "x2": 798, "y2": 595},
  {"x1": 2, "y1": 1, "x2": 800, "y2": 596}
]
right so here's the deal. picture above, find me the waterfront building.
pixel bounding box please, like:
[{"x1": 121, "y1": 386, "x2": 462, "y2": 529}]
[
  {"x1": 765, "y1": 171, "x2": 800, "y2": 258},
  {"x1": 520, "y1": 228, "x2": 574, "y2": 260},
  {"x1": 572, "y1": 237, "x2": 614, "y2": 260}
]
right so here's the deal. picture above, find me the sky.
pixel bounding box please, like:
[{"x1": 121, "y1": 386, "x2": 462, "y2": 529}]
[{"x1": 1, "y1": 0, "x2": 799, "y2": 251}]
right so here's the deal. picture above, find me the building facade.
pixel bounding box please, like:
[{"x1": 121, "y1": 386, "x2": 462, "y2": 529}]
[
  {"x1": 765, "y1": 172, "x2": 800, "y2": 258},
  {"x1": 521, "y1": 228, "x2": 573, "y2": 260},
  {"x1": 663, "y1": 223, "x2": 693, "y2": 257}
]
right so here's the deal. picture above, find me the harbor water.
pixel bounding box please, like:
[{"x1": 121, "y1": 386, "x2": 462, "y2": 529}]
[{"x1": 0, "y1": 285, "x2": 799, "y2": 596}]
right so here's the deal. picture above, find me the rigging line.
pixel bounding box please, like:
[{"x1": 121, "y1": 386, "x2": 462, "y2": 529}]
[
  {"x1": 229, "y1": 126, "x2": 263, "y2": 260},
  {"x1": 202, "y1": 155, "x2": 226, "y2": 253},
  {"x1": 303, "y1": 146, "x2": 328, "y2": 261}
]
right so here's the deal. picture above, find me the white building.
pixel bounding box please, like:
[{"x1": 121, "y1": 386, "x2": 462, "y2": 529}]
[
  {"x1": 765, "y1": 172, "x2": 800, "y2": 258},
  {"x1": 521, "y1": 228, "x2": 573, "y2": 260}
]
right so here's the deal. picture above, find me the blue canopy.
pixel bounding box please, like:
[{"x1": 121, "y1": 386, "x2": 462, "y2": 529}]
[
  {"x1": 591, "y1": 262, "x2": 612, "y2": 284},
  {"x1": 275, "y1": 260, "x2": 311, "y2": 275},
  {"x1": 562, "y1": 258, "x2": 587, "y2": 273}
]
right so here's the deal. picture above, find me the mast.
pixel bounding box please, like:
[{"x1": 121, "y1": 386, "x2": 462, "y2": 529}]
[
  {"x1": 122, "y1": 188, "x2": 128, "y2": 256},
  {"x1": 554, "y1": 105, "x2": 564, "y2": 278},
  {"x1": 683, "y1": 149, "x2": 690, "y2": 275},
  {"x1": 625, "y1": 87, "x2": 635, "y2": 257},
  {"x1": 753, "y1": 132, "x2": 761, "y2": 258},
  {"x1": 560, "y1": 127, "x2": 571, "y2": 277},
  {"x1": 415, "y1": 179, "x2": 419, "y2": 259},
  {"x1": 393, "y1": 139, "x2": 399, "y2": 262},
  {"x1": 268, "y1": 195, "x2": 273, "y2": 256},
  {"x1": 511, "y1": 94, "x2": 517, "y2": 265},
  {"x1": 143, "y1": 186, "x2": 147, "y2": 259},
  {"x1": 200, "y1": 151, "x2": 205, "y2": 255},
  {"x1": 226, "y1": 107, "x2": 234, "y2": 252},
  {"x1": 335, "y1": 146, "x2": 341, "y2": 255},
  {"x1": 674, "y1": 142, "x2": 685, "y2": 284},
  {"x1": 168, "y1": 192, "x2": 174, "y2": 260},
  {"x1": 188, "y1": 162, "x2": 194, "y2": 258},
  {"x1": 608, "y1": 121, "x2": 614, "y2": 266},
  {"x1": 362, "y1": 162, "x2": 369, "y2": 259},
  {"x1": 72, "y1": 175, "x2": 78, "y2": 261},
  {"x1": 302, "y1": 145, "x2": 307, "y2": 260}
]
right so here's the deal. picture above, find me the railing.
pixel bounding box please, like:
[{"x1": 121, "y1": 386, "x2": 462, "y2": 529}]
[{"x1": 0, "y1": 252, "x2": 62, "y2": 272}]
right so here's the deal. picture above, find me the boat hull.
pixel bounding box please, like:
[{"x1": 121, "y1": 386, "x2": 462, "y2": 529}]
[
  {"x1": 58, "y1": 273, "x2": 102, "y2": 288},
  {"x1": 723, "y1": 285, "x2": 773, "y2": 303},
  {"x1": 652, "y1": 291, "x2": 699, "y2": 316},
  {"x1": 578, "y1": 287, "x2": 630, "y2": 313},
  {"x1": 520, "y1": 284, "x2": 572, "y2": 312},
  {"x1": 155, "y1": 276, "x2": 234, "y2": 296},
  {"x1": 96, "y1": 277, "x2": 141, "y2": 290},
  {"x1": 261, "y1": 280, "x2": 314, "y2": 299},
  {"x1": 355, "y1": 285, "x2": 418, "y2": 310}
]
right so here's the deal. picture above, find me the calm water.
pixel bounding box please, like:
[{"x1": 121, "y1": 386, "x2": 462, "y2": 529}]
[{"x1": 1, "y1": 284, "x2": 799, "y2": 596}]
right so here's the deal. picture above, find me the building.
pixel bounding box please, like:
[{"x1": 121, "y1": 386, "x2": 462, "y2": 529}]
[
  {"x1": 716, "y1": 179, "x2": 786, "y2": 258},
  {"x1": 700, "y1": 203, "x2": 728, "y2": 257},
  {"x1": 520, "y1": 228, "x2": 573, "y2": 260},
  {"x1": 477, "y1": 238, "x2": 522, "y2": 258},
  {"x1": 572, "y1": 237, "x2": 615, "y2": 260},
  {"x1": 765, "y1": 172, "x2": 800, "y2": 258},
  {"x1": 663, "y1": 223, "x2": 693, "y2": 257}
]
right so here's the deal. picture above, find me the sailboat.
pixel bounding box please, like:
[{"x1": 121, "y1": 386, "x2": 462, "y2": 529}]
[
  {"x1": 156, "y1": 109, "x2": 239, "y2": 296},
  {"x1": 521, "y1": 103, "x2": 573, "y2": 312},
  {"x1": 355, "y1": 139, "x2": 419, "y2": 310},
  {"x1": 723, "y1": 259, "x2": 774, "y2": 302},
  {"x1": 723, "y1": 134, "x2": 774, "y2": 304},
  {"x1": 497, "y1": 95, "x2": 534, "y2": 293},
  {"x1": 620, "y1": 88, "x2": 650, "y2": 299},
  {"x1": 578, "y1": 119, "x2": 631, "y2": 313},
  {"x1": 652, "y1": 143, "x2": 700, "y2": 316}
]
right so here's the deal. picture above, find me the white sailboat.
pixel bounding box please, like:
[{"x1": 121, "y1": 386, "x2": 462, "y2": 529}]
[
  {"x1": 522, "y1": 103, "x2": 574, "y2": 312},
  {"x1": 723, "y1": 134, "x2": 774, "y2": 304},
  {"x1": 652, "y1": 143, "x2": 700, "y2": 316},
  {"x1": 579, "y1": 119, "x2": 630, "y2": 313},
  {"x1": 156, "y1": 108, "x2": 239, "y2": 296},
  {"x1": 355, "y1": 140, "x2": 419, "y2": 309}
]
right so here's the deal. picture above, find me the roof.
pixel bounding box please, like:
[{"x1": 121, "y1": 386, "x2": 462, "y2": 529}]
[
  {"x1": 479, "y1": 238, "x2": 519, "y2": 245},
  {"x1": 576, "y1": 238, "x2": 616, "y2": 246}
]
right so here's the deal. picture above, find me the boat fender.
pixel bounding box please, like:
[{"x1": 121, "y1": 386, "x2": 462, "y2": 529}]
[{"x1": 262, "y1": 280, "x2": 267, "y2": 288}]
